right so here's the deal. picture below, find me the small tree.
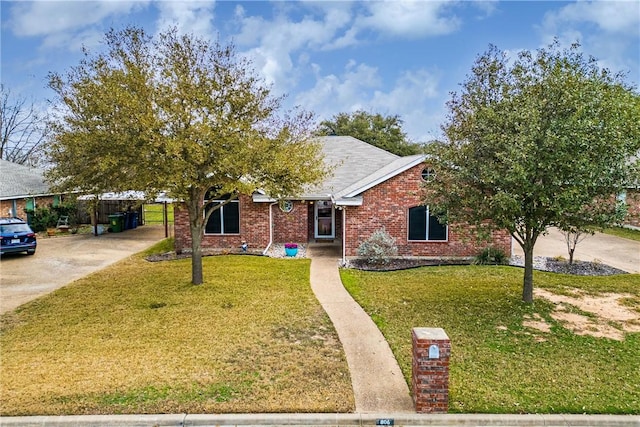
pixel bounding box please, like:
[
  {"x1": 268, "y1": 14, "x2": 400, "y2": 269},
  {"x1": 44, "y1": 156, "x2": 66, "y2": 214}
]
[
  {"x1": 425, "y1": 41, "x2": 640, "y2": 303},
  {"x1": 560, "y1": 228, "x2": 591, "y2": 265},
  {"x1": 318, "y1": 110, "x2": 421, "y2": 156}
]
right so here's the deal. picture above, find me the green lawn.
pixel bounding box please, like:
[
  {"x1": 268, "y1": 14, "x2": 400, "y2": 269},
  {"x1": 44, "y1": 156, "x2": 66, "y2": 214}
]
[
  {"x1": 0, "y1": 242, "x2": 353, "y2": 415},
  {"x1": 143, "y1": 203, "x2": 174, "y2": 225},
  {"x1": 602, "y1": 226, "x2": 640, "y2": 242},
  {"x1": 341, "y1": 266, "x2": 640, "y2": 414}
]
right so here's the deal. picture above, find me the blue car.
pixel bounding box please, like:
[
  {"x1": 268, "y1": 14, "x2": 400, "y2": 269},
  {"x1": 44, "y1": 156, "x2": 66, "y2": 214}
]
[{"x1": 0, "y1": 218, "x2": 37, "y2": 256}]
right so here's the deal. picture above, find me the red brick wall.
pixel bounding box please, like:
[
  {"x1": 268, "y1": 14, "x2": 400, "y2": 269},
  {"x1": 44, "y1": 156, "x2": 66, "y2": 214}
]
[
  {"x1": 273, "y1": 201, "x2": 309, "y2": 244},
  {"x1": 624, "y1": 189, "x2": 640, "y2": 228},
  {"x1": 0, "y1": 196, "x2": 57, "y2": 221},
  {"x1": 174, "y1": 194, "x2": 272, "y2": 253},
  {"x1": 344, "y1": 164, "x2": 512, "y2": 258}
]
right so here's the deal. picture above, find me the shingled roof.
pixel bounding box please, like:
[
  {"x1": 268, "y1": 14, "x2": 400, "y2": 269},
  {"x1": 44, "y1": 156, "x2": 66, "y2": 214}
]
[
  {"x1": 0, "y1": 159, "x2": 53, "y2": 200},
  {"x1": 253, "y1": 135, "x2": 426, "y2": 205}
]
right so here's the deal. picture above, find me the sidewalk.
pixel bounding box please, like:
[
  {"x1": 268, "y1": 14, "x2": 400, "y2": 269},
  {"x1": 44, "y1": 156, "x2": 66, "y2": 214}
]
[
  {"x1": 307, "y1": 243, "x2": 414, "y2": 413},
  {"x1": 2, "y1": 413, "x2": 638, "y2": 426}
]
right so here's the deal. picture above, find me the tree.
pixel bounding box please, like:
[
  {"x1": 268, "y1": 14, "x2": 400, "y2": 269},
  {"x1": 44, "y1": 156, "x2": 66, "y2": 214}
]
[
  {"x1": 317, "y1": 110, "x2": 421, "y2": 156},
  {"x1": 47, "y1": 27, "x2": 327, "y2": 285},
  {"x1": 424, "y1": 41, "x2": 640, "y2": 303},
  {"x1": 0, "y1": 84, "x2": 50, "y2": 166},
  {"x1": 561, "y1": 227, "x2": 590, "y2": 265}
]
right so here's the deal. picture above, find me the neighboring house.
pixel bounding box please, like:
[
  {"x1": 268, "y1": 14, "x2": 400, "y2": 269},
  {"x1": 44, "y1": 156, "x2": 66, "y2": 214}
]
[
  {"x1": 621, "y1": 187, "x2": 640, "y2": 229},
  {"x1": 174, "y1": 136, "x2": 512, "y2": 261},
  {"x1": 0, "y1": 159, "x2": 62, "y2": 220},
  {"x1": 621, "y1": 154, "x2": 640, "y2": 229}
]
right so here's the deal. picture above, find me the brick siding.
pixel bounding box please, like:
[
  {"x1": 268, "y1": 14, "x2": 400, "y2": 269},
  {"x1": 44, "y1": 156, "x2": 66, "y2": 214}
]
[
  {"x1": 343, "y1": 164, "x2": 512, "y2": 257},
  {"x1": 624, "y1": 189, "x2": 640, "y2": 228},
  {"x1": 1, "y1": 196, "x2": 57, "y2": 221},
  {"x1": 173, "y1": 164, "x2": 512, "y2": 257}
]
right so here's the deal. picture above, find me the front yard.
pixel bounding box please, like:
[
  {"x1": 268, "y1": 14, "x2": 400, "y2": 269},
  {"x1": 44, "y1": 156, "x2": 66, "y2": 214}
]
[
  {"x1": 2, "y1": 238, "x2": 638, "y2": 415},
  {"x1": 341, "y1": 265, "x2": 640, "y2": 414},
  {"x1": 0, "y1": 243, "x2": 353, "y2": 415}
]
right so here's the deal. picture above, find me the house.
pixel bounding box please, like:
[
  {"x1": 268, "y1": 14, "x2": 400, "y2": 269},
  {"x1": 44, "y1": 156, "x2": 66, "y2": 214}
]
[
  {"x1": 173, "y1": 136, "x2": 512, "y2": 261},
  {"x1": 621, "y1": 187, "x2": 640, "y2": 229},
  {"x1": 0, "y1": 159, "x2": 62, "y2": 220}
]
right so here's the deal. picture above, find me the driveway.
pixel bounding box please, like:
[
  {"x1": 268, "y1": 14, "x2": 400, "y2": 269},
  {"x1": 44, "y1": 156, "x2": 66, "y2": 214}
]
[
  {"x1": 513, "y1": 227, "x2": 640, "y2": 274},
  {"x1": 0, "y1": 225, "x2": 166, "y2": 314}
]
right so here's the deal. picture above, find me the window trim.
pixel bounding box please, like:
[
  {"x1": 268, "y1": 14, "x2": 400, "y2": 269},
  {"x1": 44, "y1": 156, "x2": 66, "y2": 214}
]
[
  {"x1": 407, "y1": 205, "x2": 448, "y2": 242},
  {"x1": 204, "y1": 197, "x2": 240, "y2": 236},
  {"x1": 421, "y1": 167, "x2": 436, "y2": 182}
]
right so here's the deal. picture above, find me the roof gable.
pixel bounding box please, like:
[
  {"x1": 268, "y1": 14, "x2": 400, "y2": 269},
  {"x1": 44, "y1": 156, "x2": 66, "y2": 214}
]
[{"x1": 253, "y1": 136, "x2": 425, "y2": 204}]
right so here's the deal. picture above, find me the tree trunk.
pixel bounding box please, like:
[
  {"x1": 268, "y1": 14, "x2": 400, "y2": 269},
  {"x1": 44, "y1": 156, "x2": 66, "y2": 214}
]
[
  {"x1": 522, "y1": 244, "x2": 534, "y2": 304},
  {"x1": 187, "y1": 197, "x2": 205, "y2": 285}
]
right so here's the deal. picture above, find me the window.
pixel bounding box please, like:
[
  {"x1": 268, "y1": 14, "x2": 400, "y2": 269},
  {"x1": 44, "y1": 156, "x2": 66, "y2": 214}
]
[
  {"x1": 205, "y1": 195, "x2": 240, "y2": 235},
  {"x1": 408, "y1": 206, "x2": 447, "y2": 241},
  {"x1": 279, "y1": 200, "x2": 294, "y2": 213},
  {"x1": 421, "y1": 167, "x2": 436, "y2": 182}
]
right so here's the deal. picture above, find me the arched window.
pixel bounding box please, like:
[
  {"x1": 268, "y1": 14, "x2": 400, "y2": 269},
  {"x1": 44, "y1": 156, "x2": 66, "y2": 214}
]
[{"x1": 408, "y1": 206, "x2": 447, "y2": 241}]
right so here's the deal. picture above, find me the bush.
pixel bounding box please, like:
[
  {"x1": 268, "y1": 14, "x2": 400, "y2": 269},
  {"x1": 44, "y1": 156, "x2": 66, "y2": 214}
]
[
  {"x1": 26, "y1": 201, "x2": 78, "y2": 232},
  {"x1": 52, "y1": 201, "x2": 78, "y2": 226},
  {"x1": 27, "y1": 206, "x2": 58, "y2": 232},
  {"x1": 473, "y1": 247, "x2": 508, "y2": 265},
  {"x1": 357, "y1": 227, "x2": 398, "y2": 265}
]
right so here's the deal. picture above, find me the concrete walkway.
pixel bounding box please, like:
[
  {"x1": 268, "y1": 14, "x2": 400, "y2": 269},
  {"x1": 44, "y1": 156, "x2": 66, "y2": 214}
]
[{"x1": 308, "y1": 244, "x2": 414, "y2": 413}]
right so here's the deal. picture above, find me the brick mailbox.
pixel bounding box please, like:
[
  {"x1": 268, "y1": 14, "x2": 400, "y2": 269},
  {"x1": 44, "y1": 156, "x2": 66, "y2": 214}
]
[{"x1": 412, "y1": 327, "x2": 450, "y2": 413}]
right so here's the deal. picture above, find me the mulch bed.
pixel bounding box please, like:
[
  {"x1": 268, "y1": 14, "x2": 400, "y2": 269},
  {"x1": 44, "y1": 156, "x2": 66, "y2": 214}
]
[{"x1": 348, "y1": 257, "x2": 628, "y2": 276}]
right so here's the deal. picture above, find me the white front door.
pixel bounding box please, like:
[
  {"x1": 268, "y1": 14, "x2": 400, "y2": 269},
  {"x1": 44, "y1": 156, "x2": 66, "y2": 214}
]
[{"x1": 315, "y1": 200, "x2": 335, "y2": 238}]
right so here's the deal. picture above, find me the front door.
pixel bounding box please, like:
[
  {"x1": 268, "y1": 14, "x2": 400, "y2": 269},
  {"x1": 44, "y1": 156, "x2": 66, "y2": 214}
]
[{"x1": 315, "y1": 200, "x2": 335, "y2": 238}]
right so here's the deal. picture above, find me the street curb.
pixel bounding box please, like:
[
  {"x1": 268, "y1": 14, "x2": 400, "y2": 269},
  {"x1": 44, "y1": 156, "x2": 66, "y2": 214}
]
[{"x1": 1, "y1": 413, "x2": 639, "y2": 426}]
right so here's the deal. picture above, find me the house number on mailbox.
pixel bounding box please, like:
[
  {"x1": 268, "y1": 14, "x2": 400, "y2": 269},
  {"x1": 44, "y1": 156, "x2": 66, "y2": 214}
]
[{"x1": 428, "y1": 344, "x2": 440, "y2": 359}]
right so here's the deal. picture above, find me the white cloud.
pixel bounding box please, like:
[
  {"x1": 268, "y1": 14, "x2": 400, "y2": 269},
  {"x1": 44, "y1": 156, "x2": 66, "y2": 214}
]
[
  {"x1": 294, "y1": 61, "x2": 443, "y2": 142},
  {"x1": 7, "y1": 1, "x2": 150, "y2": 54},
  {"x1": 354, "y1": 1, "x2": 461, "y2": 39},
  {"x1": 154, "y1": 1, "x2": 215, "y2": 38},
  {"x1": 539, "y1": 1, "x2": 640, "y2": 84},
  {"x1": 370, "y1": 69, "x2": 443, "y2": 141},
  {"x1": 8, "y1": 1, "x2": 149, "y2": 37},
  {"x1": 235, "y1": 5, "x2": 353, "y2": 92},
  {"x1": 295, "y1": 61, "x2": 382, "y2": 114},
  {"x1": 543, "y1": 1, "x2": 640, "y2": 35}
]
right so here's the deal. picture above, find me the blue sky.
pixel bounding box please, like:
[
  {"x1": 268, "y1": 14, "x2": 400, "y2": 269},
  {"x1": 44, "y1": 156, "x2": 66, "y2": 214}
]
[{"x1": 2, "y1": 1, "x2": 639, "y2": 142}]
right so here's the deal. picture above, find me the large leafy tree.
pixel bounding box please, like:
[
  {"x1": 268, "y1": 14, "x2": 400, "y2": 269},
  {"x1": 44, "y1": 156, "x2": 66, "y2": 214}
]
[
  {"x1": 317, "y1": 110, "x2": 420, "y2": 156},
  {"x1": 47, "y1": 27, "x2": 327, "y2": 284},
  {"x1": 425, "y1": 42, "x2": 640, "y2": 303}
]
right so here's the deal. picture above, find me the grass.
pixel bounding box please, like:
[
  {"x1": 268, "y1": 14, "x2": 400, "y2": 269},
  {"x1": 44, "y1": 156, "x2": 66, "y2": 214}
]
[
  {"x1": 0, "y1": 242, "x2": 353, "y2": 415},
  {"x1": 340, "y1": 266, "x2": 640, "y2": 414},
  {"x1": 602, "y1": 226, "x2": 640, "y2": 242},
  {"x1": 143, "y1": 203, "x2": 174, "y2": 225}
]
